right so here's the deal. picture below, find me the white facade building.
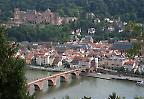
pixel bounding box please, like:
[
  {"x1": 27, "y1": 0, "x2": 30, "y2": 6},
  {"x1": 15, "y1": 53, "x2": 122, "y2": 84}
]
[{"x1": 36, "y1": 55, "x2": 49, "y2": 65}]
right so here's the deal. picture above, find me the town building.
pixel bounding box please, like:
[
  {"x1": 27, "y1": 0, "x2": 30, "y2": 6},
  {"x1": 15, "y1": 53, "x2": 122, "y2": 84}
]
[
  {"x1": 122, "y1": 59, "x2": 138, "y2": 72},
  {"x1": 11, "y1": 8, "x2": 77, "y2": 26}
]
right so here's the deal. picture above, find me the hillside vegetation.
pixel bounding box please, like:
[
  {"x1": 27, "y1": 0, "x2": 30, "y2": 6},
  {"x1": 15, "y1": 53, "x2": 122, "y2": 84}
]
[{"x1": 0, "y1": 0, "x2": 144, "y2": 22}]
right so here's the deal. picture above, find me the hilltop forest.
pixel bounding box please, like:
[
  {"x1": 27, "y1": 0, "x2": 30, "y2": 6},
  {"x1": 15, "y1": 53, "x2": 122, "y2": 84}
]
[
  {"x1": 0, "y1": 0, "x2": 144, "y2": 42},
  {"x1": 0, "y1": 0, "x2": 144, "y2": 22}
]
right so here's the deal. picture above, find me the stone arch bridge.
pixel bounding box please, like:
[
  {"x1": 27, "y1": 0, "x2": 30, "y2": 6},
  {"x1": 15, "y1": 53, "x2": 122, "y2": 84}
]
[{"x1": 27, "y1": 68, "x2": 88, "y2": 91}]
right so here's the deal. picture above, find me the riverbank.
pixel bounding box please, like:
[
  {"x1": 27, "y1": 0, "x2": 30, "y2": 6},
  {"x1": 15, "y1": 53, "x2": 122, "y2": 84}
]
[
  {"x1": 86, "y1": 73, "x2": 143, "y2": 82},
  {"x1": 27, "y1": 65, "x2": 66, "y2": 72},
  {"x1": 27, "y1": 65, "x2": 143, "y2": 82}
]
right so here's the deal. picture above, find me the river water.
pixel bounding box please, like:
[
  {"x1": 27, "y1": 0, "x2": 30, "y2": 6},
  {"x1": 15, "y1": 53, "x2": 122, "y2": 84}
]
[{"x1": 26, "y1": 69, "x2": 144, "y2": 99}]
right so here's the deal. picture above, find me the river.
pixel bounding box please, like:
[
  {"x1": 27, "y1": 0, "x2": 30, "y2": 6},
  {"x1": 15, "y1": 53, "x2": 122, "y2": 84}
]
[{"x1": 26, "y1": 69, "x2": 144, "y2": 99}]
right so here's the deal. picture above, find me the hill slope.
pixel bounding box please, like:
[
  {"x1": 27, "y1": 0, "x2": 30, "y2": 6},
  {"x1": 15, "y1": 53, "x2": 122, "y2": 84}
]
[{"x1": 0, "y1": 0, "x2": 144, "y2": 22}]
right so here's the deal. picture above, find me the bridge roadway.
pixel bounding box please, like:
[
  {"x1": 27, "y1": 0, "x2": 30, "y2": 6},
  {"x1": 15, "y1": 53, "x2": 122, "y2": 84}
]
[{"x1": 27, "y1": 68, "x2": 88, "y2": 91}]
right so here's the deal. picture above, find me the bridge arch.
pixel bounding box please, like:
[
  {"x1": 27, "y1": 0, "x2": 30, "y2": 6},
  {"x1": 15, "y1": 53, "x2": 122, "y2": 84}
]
[
  {"x1": 81, "y1": 70, "x2": 86, "y2": 73},
  {"x1": 34, "y1": 84, "x2": 41, "y2": 90},
  {"x1": 71, "y1": 72, "x2": 79, "y2": 79},
  {"x1": 60, "y1": 75, "x2": 68, "y2": 82},
  {"x1": 48, "y1": 79, "x2": 56, "y2": 86},
  {"x1": 33, "y1": 81, "x2": 43, "y2": 90}
]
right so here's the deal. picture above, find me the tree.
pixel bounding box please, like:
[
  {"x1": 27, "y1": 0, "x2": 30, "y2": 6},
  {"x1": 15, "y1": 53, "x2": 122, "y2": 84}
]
[
  {"x1": 82, "y1": 96, "x2": 91, "y2": 99},
  {"x1": 63, "y1": 61, "x2": 70, "y2": 68},
  {"x1": 0, "y1": 27, "x2": 30, "y2": 99},
  {"x1": 63, "y1": 96, "x2": 70, "y2": 99},
  {"x1": 108, "y1": 92, "x2": 121, "y2": 99},
  {"x1": 61, "y1": 94, "x2": 144, "y2": 99},
  {"x1": 125, "y1": 21, "x2": 144, "y2": 58},
  {"x1": 126, "y1": 42, "x2": 141, "y2": 59},
  {"x1": 125, "y1": 21, "x2": 144, "y2": 39},
  {"x1": 134, "y1": 96, "x2": 144, "y2": 99}
]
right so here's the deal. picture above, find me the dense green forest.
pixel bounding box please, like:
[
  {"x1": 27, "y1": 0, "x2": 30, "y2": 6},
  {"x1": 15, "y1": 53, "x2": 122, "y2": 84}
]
[
  {"x1": 7, "y1": 24, "x2": 71, "y2": 42},
  {"x1": 0, "y1": 0, "x2": 144, "y2": 22}
]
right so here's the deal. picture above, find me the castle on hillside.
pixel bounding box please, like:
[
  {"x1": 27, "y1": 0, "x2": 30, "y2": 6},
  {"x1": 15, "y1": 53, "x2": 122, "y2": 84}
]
[{"x1": 10, "y1": 8, "x2": 77, "y2": 26}]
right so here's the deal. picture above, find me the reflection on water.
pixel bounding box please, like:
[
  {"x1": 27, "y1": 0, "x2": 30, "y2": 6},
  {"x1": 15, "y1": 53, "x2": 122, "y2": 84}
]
[
  {"x1": 34, "y1": 78, "x2": 84, "y2": 98},
  {"x1": 32, "y1": 90, "x2": 43, "y2": 99},
  {"x1": 26, "y1": 70, "x2": 144, "y2": 99}
]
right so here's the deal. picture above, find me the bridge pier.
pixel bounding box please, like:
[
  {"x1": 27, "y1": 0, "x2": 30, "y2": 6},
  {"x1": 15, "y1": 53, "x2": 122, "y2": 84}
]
[{"x1": 27, "y1": 84, "x2": 32, "y2": 93}]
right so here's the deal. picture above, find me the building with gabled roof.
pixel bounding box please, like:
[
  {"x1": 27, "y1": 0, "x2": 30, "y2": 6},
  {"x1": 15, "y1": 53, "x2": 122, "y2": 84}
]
[{"x1": 111, "y1": 41, "x2": 133, "y2": 51}]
